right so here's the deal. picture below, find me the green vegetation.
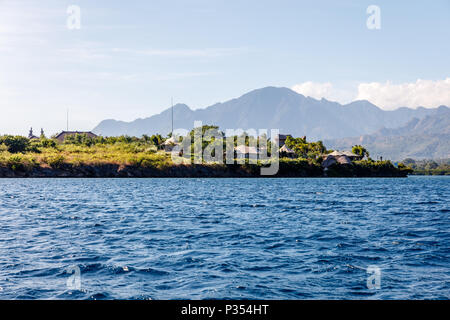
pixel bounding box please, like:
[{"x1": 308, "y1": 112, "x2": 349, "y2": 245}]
[
  {"x1": 0, "y1": 133, "x2": 171, "y2": 172},
  {"x1": 401, "y1": 158, "x2": 450, "y2": 175},
  {"x1": 285, "y1": 136, "x2": 326, "y2": 162},
  {"x1": 0, "y1": 136, "x2": 30, "y2": 153},
  {"x1": 351, "y1": 145, "x2": 370, "y2": 159},
  {"x1": 334, "y1": 159, "x2": 413, "y2": 177},
  {"x1": 0, "y1": 129, "x2": 412, "y2": 177}
]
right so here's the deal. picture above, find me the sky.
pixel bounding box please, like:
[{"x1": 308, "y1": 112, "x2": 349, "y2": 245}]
[{"x1": 0, "y1": 0, "x2": 449, "y2": 136}]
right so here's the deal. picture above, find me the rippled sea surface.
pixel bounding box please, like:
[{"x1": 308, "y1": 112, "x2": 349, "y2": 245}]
[{"x1": 0, "y1": 177, "x2": 449, "y2": 300}]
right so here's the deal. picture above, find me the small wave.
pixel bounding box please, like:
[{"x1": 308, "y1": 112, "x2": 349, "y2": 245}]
[
  {"x1": 136, "y1": 267, "x2": 170, "y2": 276},
  {"x1": 88, "y1": 292, "x2": 111, "y2": 300}
]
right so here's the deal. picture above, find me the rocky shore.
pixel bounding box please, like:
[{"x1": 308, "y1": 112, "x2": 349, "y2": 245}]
[{"x1": 0, "y1": 162, "x2": 409, "y2": 178}]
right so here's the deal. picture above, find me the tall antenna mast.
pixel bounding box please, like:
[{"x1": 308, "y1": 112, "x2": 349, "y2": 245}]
[
  {"x1": 66, "y1": 109, "x2": 69, "y2": 131},
  {"x1": 171, "y1": 97, "x2": 174, "y2": 137}
]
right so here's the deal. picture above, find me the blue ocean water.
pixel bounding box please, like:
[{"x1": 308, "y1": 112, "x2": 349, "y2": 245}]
[{"x1": 0, "y1": 177, "x2": 448, "y2": 300}]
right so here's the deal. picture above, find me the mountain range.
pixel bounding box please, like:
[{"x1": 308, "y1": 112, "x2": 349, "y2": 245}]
[
  {"x1": 93, "y1": 87, "x2": 449, "y2": 160},
  {"x1": 325, "y1": 107, "x2": 450, "y2": 160}
]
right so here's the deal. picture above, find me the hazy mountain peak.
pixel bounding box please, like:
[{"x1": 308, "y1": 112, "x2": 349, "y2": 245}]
[
  {"x1": 344, "y1": 99, "x2": 378, "y2": 110},
  {"x1": 245, "y1": 86, "x2": 300, "y2": 96},
  {"x1": 92, "y1": 86, "x2": 447, "y2": 140},
  {"x1": 238, "y1": 86, "x2": 304, "y2": 102},
  {"x1": 164, "y1": 103, "x2": 192, "y2": 113}
]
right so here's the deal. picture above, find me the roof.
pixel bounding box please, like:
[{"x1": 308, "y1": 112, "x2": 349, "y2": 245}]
[
  {"x1": 162, "y1": 136, "x2": 179, "y2": 145},
  {"x1": 279, "y1": 144, "x2": 295, "y2": 153},
  {"x1": 329, "y1": 150, "x2": 361, "y2": 158},
  {"x1": 329, "y1": 150, "x2": 345, "y2": 156},
  {"x1": 342, "y1": 151, "x2": 360, "y2": 157},
  {"x1": 322, "y1": 155, "x2": 337, "y2": 168},
  {"x1": 322, "y1": 154, "x2": 353, "y2": 167},
  {"x1": 335, "y1": 155, "x2": 352, "y2": 165},
  {"x1": 55, "y1": 131, "x2": 97, "y2": 139}
]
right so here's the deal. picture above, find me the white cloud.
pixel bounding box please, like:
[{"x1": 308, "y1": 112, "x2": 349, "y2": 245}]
[
  {"x1": 292, "y1": 78, "x2": 450, "y2": 109},
  {"x1": 355, "y1": 78, "x2": 450, "y2": 110},
  {"x1": 291, "y1": 81, "x2": 354, "y2": 104},
  {"x1": 292, "y1": 81, "x2": 333, "y2": 99}
]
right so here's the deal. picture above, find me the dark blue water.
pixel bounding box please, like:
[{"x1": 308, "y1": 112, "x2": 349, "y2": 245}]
[{"x1": 0, "y1": 177, "x2": 448, "y2": 300}]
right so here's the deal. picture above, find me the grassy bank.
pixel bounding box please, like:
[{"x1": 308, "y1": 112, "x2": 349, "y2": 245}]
[{"x1": 0, "y1": 133, "x2": 411, "y2": 178}]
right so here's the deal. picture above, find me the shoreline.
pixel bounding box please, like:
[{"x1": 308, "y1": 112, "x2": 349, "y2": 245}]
[{"x1": 0, "y1": 163, "x2": 410, "y2": 178}]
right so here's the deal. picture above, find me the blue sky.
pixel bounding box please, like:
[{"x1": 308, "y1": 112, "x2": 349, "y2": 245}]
[{"x1": 0, "y1": 0, "x2": 449, "y2": 135}]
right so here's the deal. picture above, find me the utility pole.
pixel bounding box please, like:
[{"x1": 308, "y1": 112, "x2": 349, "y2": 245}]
[{"x1": 171, "y1": 97, "x2": 174, "y2": 137}]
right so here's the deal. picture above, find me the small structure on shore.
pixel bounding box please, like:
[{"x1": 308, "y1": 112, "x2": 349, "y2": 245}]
[
  {"x1": 322, "y1": 155, "x2": 337, "y2": 168},
  {"x1": 279, "y1": 144, "x2": 296, "y2": 158},
  {"x1": 162, "y1": 136, "x2": 180, "y2": 152},
  {"x1": 335, "y1": 155, "x2": 352, "y2": 165},
  {"x1": 322, "y1": 150, "x2": 359, "y2": 168},
  {"x1": 328, "y1": 150, "x2": 362, "y2": 161},
  {"x1": 274, "y1": 134, "x2": 290, "y2": 147},
  {"x1": 342, "y1": 151, "x2": 362, "y2": 161},
  {"x1": 55, "y1": 131, "x2": 98, "y2": 143},
  {"x1": 28, "y1": 127, "x2": 39, "y2": 140}
]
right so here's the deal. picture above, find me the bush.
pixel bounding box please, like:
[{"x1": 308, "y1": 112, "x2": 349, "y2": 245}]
[
  {"x1": 7, "y1": 155, "x2": 25, "y2": 171},
  {"x1": 43, "y1": 155, "x2": 65, "y2": 169},
  {"x1": 0, "y1": 135, "x2": 30, "y2": 153},
  {"x1": 41, "y1": 138, "x2": 57, "y2": 148},
  {"x1": 28, "y1": 140, "x2": 42, "y2": 153},
  {"x1": 63, "y1": 133, "x2": 95, "y2": 147}
]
